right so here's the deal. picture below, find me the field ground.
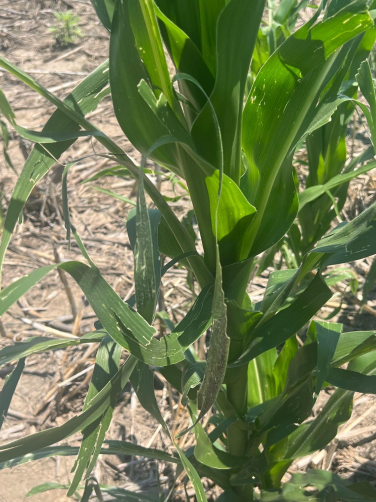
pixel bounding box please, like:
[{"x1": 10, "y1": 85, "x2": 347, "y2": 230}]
[{"x1": 1, "y1": 1, "x2": 376, "y2": 500}]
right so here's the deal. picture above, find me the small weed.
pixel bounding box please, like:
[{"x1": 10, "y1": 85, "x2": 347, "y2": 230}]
[{"x1": 48, "y1": 11, "x2": 82, "y2": 47}]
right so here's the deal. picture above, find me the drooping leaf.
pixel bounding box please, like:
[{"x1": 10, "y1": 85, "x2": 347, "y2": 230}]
[
  {"x1": 0, "y1": 332, "x2": 104, "y2": 368},
  {"x1": 0, "y1": 262, "x2": 212, "y2": 366},
  {"x1": 0, "y1": 119, "x2": 16, "y2": 172},
  {"x1": 174, "y1": 443, "x2": 208, "y2": 502},
  {"x1": 197, "y1": 81, "x2": 228, "y2": 424},
  {"x1": 0, "y1": 60, "x2": 110, "y2": 278},
  {"x1": 0, "y1": 440, "x2": 180, "y2": 471},
  {"x1": 68, "y1": 336, "x2": 122, "y2": 495},
  {"x1": 27, "y1": 482, "x2": 159, "y2": 501},
  {"x1": 0, "y1": 358, "x2": 25, "y2": 431},
  {"x1": 0, "y1": 356, "x2": 137, "y2": 463}
]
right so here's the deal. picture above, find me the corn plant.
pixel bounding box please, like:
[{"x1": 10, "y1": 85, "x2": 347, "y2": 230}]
[{"x1": 2, "y1": 0, "x2": 376, "y2": 500}]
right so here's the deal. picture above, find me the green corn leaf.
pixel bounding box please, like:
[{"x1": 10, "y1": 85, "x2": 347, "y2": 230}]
[
  {"x1": 130, "y1": 369, "x2": 209, "y2": 500},
  {"x1": 0, "y1": 119, "x2": 16, "y2": 172},
  {"x1": 242, "y1": 4, "x2": 373, "y2": 256},
  {"x1": 248, "y1": 155, "x2": 299, "y2": 257},
  {"x1": 264, "y1": 200, "x2": 376, "y2": 327},
  {"x1": 303, "y1": 92, "x2": 354, "y2": 140},
  {"x1": 343, "y1": 144, "x2": 375, "y2": 175},
  {"x1": 205, "y1": 170, "x2": 256, "y2": 264},
  {"x1": 312, "y1": 201, "x2": 376, "y2": 265},
  {"x1": 0, "y1": 57, "x2": 121, "y2": 161},
  {"x1": 85, "y1": 165, "x2": 207, "y2": 284},
  {"x1": 155, "y1": 4, "x2": 214, "y2": 114},
  {"x1": 364, "y1": 257, "x2": 376, "y2": 303},
  {"x1": 0, "y1": 355, "x2": 137, "y2": 463},
  {"x1": 130, "y1": 361, "x2": 167, "y2": 432},
  {"x1": 192, "y1": 0, "x2": 266, "y2": 182},
  {"x1": 275, "y1": 352, "x2": 376, "y2": 462},
  {"x1": 127, "y1": 363, "x2": 209, "y2": 502},
  {"x1": 129, "y1": 0, "x2": 177, "y2": 111},
  {"x1": 155, "y1": 0, "x2": 202, "y2": 52},
  {"x1": 61, "y1": 162, "x2": 79, "y2": 250},
  {"x1": 315, "y1": 321, "x2": 342, "y2": 395},
  {"x1": 272, "y1": 336, "x2": 299, "y2": 394},
  {"x1": 299, "y1": 160, "x2": 376, "y2": 210},
  {"x1": 0, "y1": 332, "x2": 104, "y2": 368},
  {"x1": 356, "y1": 59, "x2": 376, "y2": 148},
  {"x1": 137, "y1": 81, "x2": 195, "y2": 150},
  {"x1": 260, "y1": 469, "x2": 376, "y2": 501},
  {"x1": 132, "y1": 168, "x2": 161, "y2": 323},
  {"x1": 80, "y1": 479, "x2": 94, "y2": 502},
  {"x1": 0, "y1": 358, "x2": 25, "y2": 431},
  {"x1": 270, "y1": 387, "x2": 353, "y2": 462},
  {"x1": 68, "y1": 336, "x2": 122, "y2": 496},
  {"x1": 182, "y1": 361, "x2": 205, "y2": 405},
  {"x1": 332, "y1": 330, "x2": 376, "y2": 367},
  {"x1": 0, "y1": 441, "x2": 180, "y2": 471},
  {"x1": 174, "y1": 443, "x2": 208, "y2": 502},
  {"x1": 161, "y1": 251, "x2": 199, "y2": 276},
  {"x1": 247, "y1": 350, "x2": 277, "y2": 409},
  {"x1": 0, "y1": 262, "x2": 213, "y2": 366},
  {"x1": 0, "y1": 122, "x2": 106, "y2": 145},
  {"x1": 27, "y1": 482, "x2": 159, "y2": 501},
  {"x1": 197, "y1": 74, "x2": 228, "y2": 425},
  {"x1": 327, "y1": 366, "x2": 376, "y2": 393},
  {"x1": 83, "y1": 166, "x2": 130, "y2": 183},
  {"x1": 89, "y1": 0, "x2": 115, "y2": 31},
  {"x1": 193, "y1": 419, "x2": 244, "y2": 470},
  {"x1": 92, "y1": 187, "x2": 136, "y2": 206},
  {"x1": 226, "y1": 299, "x2": 262, "y2": 340},
  {"x1": 254, "y1": 344, "x2": 317, "y2": 434},
  {"x1": 197, "y1": 0, "x2": 225, "y2": 75},
  {"x1": 261, "y1": 269, "x2": 297, "y2": 315},
  {"x1": 138, "y1": 73, "x2": 220, "y2": 271},
  {"x1": 0, "y1": 262, "x2": 156, "y2": 356},
  {"x1": 27, "y1": 482, "x2": 79, "y2": 498},
  {"x1": 230, "y1": 273, "x2": 332, "y2": 368},
  {"x1": 110, "y1": 0, "x2": 178, "y2": 170}
]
